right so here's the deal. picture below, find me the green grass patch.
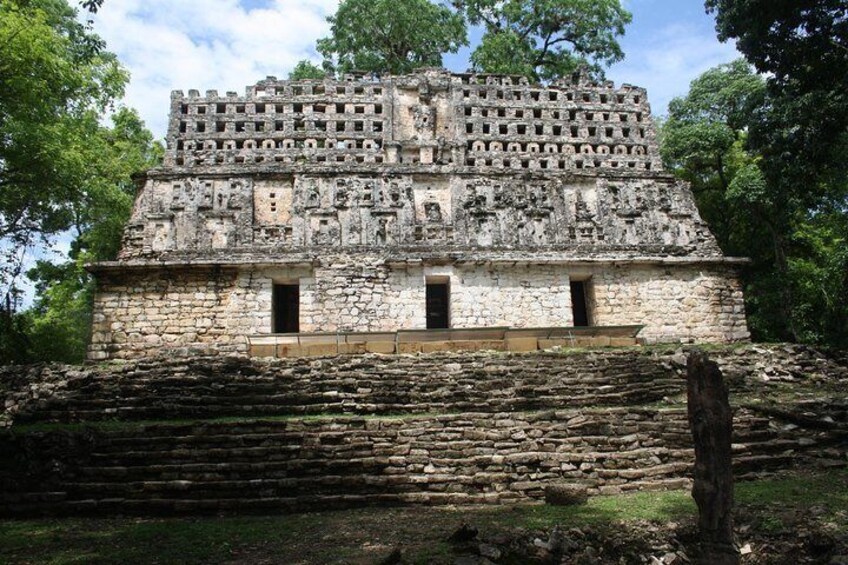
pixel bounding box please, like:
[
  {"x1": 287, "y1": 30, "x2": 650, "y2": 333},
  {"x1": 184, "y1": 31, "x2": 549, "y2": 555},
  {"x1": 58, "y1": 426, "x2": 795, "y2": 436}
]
[
  {"x1": 736, "y1": 469, "x2": 848, "y2": 510},
  {"x1": 482, "y1": 488, "x2": 696, "y2": 531},
  {"x1": 2, "y1": 469, "x2": 844, "y2": 564}
]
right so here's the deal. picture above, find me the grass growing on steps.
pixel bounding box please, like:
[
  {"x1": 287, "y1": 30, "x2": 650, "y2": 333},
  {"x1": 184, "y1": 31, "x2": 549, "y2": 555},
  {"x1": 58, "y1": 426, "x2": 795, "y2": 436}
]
[
  {"x1": 6, "y1": 411, "x2": 465, "y2": 434},
  {"x1": 0, "y1": 469, "x2": 845, "y2": 565},
  {"x1": 7, "y1": 404, "x2": 693, "y2": 435}
]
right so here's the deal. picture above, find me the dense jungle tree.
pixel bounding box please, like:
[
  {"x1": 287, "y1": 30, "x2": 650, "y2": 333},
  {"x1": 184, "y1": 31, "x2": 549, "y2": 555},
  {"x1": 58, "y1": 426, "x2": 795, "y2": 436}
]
[
  {"x1": 704, "y1": 0, "x2": 848, "y2": 347},
  {"x1": 452, "y1": 0, "x2": 631, "y2": 82},
  {"x1": 0, "y1": 1, "x2": 161, "y2": 363},
  {"x1": 288, "y1": 60, "x2": 327, "y2": 80},
  {"x1": 664, "y1": 56, "x2": 848, "y2": 347},
  {"x1": 0, "y1": 0, "x2": 125, "y2": 308},
  {"x1": 317, "y1": 0, "x2": 467, "y2": 76}
]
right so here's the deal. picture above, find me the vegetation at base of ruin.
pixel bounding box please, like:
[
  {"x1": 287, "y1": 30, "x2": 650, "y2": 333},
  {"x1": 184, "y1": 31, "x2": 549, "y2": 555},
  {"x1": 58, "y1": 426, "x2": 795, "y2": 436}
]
[
  {"x1": 0, "y1": 469, "x2": 844, "y2": 564},
  {"x1": 451, "y1": 0, "x2": 632, "y2": 82},
  {"x1": 661, "y1": 0, "x2": 848, "y2": 350},
  {"x1": 316, "y1": 0, "x2": 468, "y2": 76},
  {"x1": 0, "y1": 0, "x2": 162, "y2": 365}
]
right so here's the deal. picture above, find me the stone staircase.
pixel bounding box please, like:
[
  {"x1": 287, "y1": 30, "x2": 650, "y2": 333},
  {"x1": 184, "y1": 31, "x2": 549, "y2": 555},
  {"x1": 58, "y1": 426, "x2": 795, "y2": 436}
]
[
  {"x1": 1, "y1": 345, "x2": 846, "y2": 516},
  {"x1": 1, "y1": 407, "x2": 844, "y2": 517},
  {"x1": 3, "y1": 352, "x2": 683, "y2": 424}
]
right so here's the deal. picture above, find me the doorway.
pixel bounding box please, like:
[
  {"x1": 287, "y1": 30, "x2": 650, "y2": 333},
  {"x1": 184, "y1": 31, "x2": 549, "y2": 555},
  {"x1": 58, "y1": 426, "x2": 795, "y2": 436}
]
[
  {"x1": 570, "y1": 280, "x2": 591, "y2": 327},
  {"x1": 426, "y1": 282, "x2": 450, "y2": 329},
  {"x1": 273, "y1": 284, "x2": 300, "y2": 333}
]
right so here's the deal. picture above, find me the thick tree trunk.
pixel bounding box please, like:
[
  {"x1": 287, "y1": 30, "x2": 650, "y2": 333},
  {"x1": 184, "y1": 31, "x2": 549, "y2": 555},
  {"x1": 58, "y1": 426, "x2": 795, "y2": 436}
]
[{"x1": 687, "y1": 351, "x2": 739, "y2": 565}]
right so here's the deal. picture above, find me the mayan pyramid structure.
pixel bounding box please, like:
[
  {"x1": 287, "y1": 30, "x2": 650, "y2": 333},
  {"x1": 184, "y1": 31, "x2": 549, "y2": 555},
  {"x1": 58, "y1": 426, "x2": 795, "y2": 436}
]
[{"x1": 87, "y1": 69, "x2": 749, "y2": 360}]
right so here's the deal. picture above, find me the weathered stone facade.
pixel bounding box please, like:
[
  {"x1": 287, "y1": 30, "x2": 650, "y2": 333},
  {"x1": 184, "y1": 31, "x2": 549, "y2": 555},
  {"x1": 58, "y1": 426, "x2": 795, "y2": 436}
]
[{"x1": 89, "y1": 69, "x2": 749, "y2": 360}]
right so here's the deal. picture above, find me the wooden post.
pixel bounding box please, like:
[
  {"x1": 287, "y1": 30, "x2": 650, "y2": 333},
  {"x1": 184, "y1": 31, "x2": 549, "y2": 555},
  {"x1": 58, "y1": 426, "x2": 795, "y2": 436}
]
[{"x1": 687, "y1": 350, "x2": 739, "y2": 565}]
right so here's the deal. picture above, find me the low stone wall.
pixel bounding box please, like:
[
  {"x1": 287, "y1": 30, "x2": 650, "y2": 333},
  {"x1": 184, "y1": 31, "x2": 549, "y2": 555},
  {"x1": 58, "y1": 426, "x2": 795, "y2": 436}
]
[{"x1": 0, "y1": 406, "x2": 842, "y2": 517}]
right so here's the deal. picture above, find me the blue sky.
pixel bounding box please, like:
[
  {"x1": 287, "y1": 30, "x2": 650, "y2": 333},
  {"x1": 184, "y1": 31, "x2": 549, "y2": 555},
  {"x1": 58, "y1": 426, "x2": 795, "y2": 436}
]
[{"x1": 88, "y1": 0, "x2": 740, "y2": 140}]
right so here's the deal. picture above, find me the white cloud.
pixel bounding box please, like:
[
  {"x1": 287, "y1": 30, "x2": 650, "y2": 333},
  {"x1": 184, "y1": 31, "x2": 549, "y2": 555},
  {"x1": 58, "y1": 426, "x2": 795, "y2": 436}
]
[
  {"x1": 610, "y1": 22, "x2": 741, "y2": 116},
  {"x1": 90, "y1": 0, "x2": 338, "y2": 138},
  {"x1": 89, "y1": 1, "x2": 740, "y2": 132}
]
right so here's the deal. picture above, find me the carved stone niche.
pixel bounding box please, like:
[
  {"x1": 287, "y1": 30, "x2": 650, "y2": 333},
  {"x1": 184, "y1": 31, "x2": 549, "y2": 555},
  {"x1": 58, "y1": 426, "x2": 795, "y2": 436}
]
[
  {"x1": 528, "y1": 216, "x2": 551, "y2": 245},
  {"x1": 424, "y1": 202, "x2": 442, "y2": 223},
  {"x1": 347, "y1": 179, "x2": 365, "y2": 207},
  {"x1": 375, "y1": 179, "x2": 404, "y2": 208},
  {"x1": 411, "y1": 104, "x2": 436, "y2": 137},
  {"x1": 370, "y1": 212, "x2": 398, "y2": 246},
  {"x1": 473, "y1": 215, "x2": 496, "y2": 247},
  {"x1": 254, "y1": 179, "x2": 294, "y2": 226},
  {"x1": 527, "y1": 184, "x2": 554, "y2": 211},
  {"x1": 463, "y1": 180, "x2": 492, "y2": 211},
  {"x1": 203, "y1": 216, "x2": 234, "y2": 249},
  {"x1": 333, "y1": 179, "x2": 350, "y2": 209},
  {"x1": 412, "y1": 177, "x2": 451, "y2": 224},
  {"x1": 309, "y1": 214, "x2": 341, "y2": 246},
  {"x1": 148, "y1": 218, "x2": 174, "y2": 252},
  {"x1": 304, "y1": 180, "x2": 321, "y2": 209},
  {"x1": 198, "y1": 180, "x2": 215, "y2": 210}
]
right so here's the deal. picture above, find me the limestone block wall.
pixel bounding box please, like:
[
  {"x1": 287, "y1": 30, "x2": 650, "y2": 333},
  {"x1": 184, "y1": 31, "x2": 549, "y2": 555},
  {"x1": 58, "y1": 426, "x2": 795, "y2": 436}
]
[
  {"x1": 89, "y1": 268, "x2": 254, "y2": 360},
  {"x1": 592, "y1": 265, "x2": 750, "y2": 343},
  {"x1": 448, "y1": 264, "x2": 573, "y2": 328},
  {"x1": 304, "y1": 256, "x2": 424, "y2": 331},
  {"x1": 90, "y1": 256, "x2": 747, "y2": 360}
]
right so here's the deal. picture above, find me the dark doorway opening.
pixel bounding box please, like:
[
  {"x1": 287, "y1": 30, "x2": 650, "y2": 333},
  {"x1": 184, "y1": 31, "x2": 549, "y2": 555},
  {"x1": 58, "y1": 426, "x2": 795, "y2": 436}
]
[
  {"x1": 273, "y1": 284, "x2": 300, "y2": 333},
  {"x1": 426, "y1": 282, "x2": 450, "y2": 329},
  {"x1": 570, "y1": 280, "x2": 590, "y2": 327}
]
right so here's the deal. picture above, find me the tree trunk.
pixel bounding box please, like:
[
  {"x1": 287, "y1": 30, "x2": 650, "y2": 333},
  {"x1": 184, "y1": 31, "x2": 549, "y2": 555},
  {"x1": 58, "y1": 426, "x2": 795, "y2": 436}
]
[{"x1": 687, "y1": 350, "x2": 739, "y2": 565}]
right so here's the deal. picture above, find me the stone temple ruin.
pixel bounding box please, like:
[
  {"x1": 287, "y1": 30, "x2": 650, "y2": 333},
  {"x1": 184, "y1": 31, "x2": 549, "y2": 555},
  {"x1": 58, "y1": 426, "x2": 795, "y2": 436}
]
[{"x1": 87, "y1": 68, "x2": 749, "y2": 360}]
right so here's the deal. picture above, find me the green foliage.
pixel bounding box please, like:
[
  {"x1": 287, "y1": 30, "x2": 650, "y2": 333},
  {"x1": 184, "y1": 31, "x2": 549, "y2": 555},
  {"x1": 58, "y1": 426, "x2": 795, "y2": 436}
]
[
  {"x1": 706, "y1": 0, "x2": 847, "y2": 92},
  {"x1": 702, "y1": 0, "x2": 848, "y2": 348},
  {"x1": 16, "y1": 108, "x2": 163, "y2": 364},
  {"x1": 288, "y1": 59, "x2": 326, "y2": 80},
  {"x1": 662, "y1": 54, "x2": 848, "y2": 347},
  {"x1": 0, "y1": 0, "x2": 162, "y2": 364},
  {"x1": 661, "y1": 60, "x2": 767, "y2": 248},
  {"x1": 708, "y1": 0, "x2": 848, "y2": 201},
  {"x1": 317, "y1": 0, "x2": 467, "y2": 76},
  {"x1": 453, "y1": 0, "x2": 632, "y2": 82},
  {"x1": 0, "y1": 0, "x2": 127, "y2": 305}
]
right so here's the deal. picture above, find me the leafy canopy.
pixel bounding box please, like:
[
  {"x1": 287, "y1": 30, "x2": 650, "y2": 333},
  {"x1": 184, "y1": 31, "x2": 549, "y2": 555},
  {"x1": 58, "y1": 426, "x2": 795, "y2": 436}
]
[
  {"x1": 662, "y1": 55, "x2": 848, "y2": 347},
  {"x1": 317, "y1": 0, "x2": 467, "y2": 76},
  {"x1": 0, "y1": 0, "x2": 162, "y2": 363},
  {"x1": 2, "y1": 107, "x2": 162, "y2": 365},
  {"x1": 662, "y1": 60, "x2": 768, "y2": 255},
  {"x1": 452, "y1": 0, "x2": 632, "y2": 82},
  {"x1": 700, "y1": 0, "x2": 848, "y2": 347},
  {"x1": 0, "y1": 0, "x2": 127, "y2": 307},
  {"x1": 18, "y1": 107, "x2": 163, "y2": 364},
  {"x1": 288, "y1": 60, "x2": 326, "y2": 80},
  {"x1": 706, "y1": 0, "x2": 848, "y2": 191}
]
